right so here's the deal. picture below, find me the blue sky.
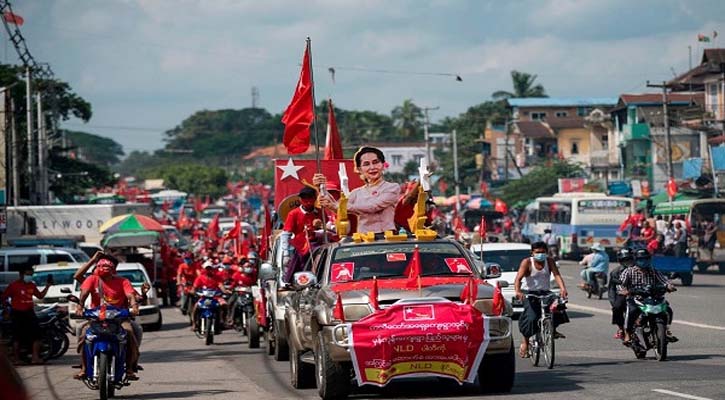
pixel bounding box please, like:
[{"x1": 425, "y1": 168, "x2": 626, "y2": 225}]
[{"x1": 8, "y1": 0, "x2": 725, "y2": 153}]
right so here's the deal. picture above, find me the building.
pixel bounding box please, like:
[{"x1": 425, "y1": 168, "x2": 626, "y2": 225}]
[
  {"x1": 369, "y1": 143, "x2": 428, "y2": 174},
  {"x1": 610, "y1": 93, "x2": 706, "y2": 192},
  {"x1": 505, "y1": 97, "x2": 619, "y2": 180}
]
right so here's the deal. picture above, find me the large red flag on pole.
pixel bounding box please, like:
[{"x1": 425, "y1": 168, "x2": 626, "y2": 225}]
[
  {"x1": 324, "y1": 99, "x2": 343, "y2": 160},
  {"x1": 3, "y1": 11, "x2": 24, "y2": 26},
  {"x1": 281, "y1": 41, "x2": 314, "y2": 155}
]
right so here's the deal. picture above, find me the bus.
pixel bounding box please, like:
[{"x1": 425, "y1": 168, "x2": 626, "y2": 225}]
[{"x1": 521, "y1": 192, "x2": 633, "y2": 259}]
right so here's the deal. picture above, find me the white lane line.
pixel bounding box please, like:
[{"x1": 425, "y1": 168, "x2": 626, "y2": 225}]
[
  {"x1": 566, "y1": 303, "x2": 725, "y2": 331},
  {"x1": 652, "y1": 389, "x2": 713, "y2": 400}
]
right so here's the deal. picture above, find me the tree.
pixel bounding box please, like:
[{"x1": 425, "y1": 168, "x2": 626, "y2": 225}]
[
  {"x1": 496, "y1": 159, "x2": 585, "y2": 206},
  {"x1": 65, "y1": 130, "x2": 125, "y2": 166},
  {"x1": 492, "y1": 70, "x2": 548, "y2": 100},
  {"x1": 48, "y1": 154, "x2": 116, "y2": 204},
  {"x1": 144, "y1": 164, "x2": 229, "y2": 199},
  {"x1": 391, "y1": 99, "x2": 423, "y2": 140}
]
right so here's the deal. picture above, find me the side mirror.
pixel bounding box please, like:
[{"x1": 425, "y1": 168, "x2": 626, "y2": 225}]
[
  {"x1": 291, "y1": 272, "x2": 317, "y2": 291},
  {"x1": 258, "y1": 262, "x2": 277, "y2": 282},
  {"x1": 66, "y1": 294, "x2": 80, "y2": 303},
  {"x1": 60, "y1": 287, "x2": 71, "y2": 294},
  {"x1": 485, "y1": 263, "x2": 502, "y2": 279}
]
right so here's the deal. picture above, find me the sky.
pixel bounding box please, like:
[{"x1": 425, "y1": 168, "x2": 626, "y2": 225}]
[{"x1": 7, "y1": 0, "x2": 725, "y2": 154}]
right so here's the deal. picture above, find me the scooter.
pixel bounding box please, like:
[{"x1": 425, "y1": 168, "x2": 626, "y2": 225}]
[
  {"x1": 194, "y1": 288, "x2": 222, "y2": 345},
  {"x1": 69, "y1": 297, "x2": 134, "y2": 400},
  {"x1": 36, "y1": 303, "x2": 73, "y2": 359},
  {"x1": 628, "y1": 284, "x2": 674, "y2": 361}
]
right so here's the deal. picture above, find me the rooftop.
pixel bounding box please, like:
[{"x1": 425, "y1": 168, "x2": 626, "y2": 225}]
[{"x1": 507, "y1": 97, "x2": 618, "y2": 108}]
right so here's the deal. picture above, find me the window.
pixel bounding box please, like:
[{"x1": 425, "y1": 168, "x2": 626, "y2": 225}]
[
  {"x1": 391, "y1": 154, "x2": 402, "y2": 166},
  {"x1": 555, "y1": 111, "x2": 568, "y2": 118},
  {"x1": 413, "y1": 154, "x2": 424, "y2": 164},
  {"x1": 577, "y1": 107, "x2": 589, "y2": 116},
  {"x1": 8, "y1": 254, "x2": 42, "y2": 272},
  {"x1": 571, "y1": 141, "x2": 579, "y2": 155},
  {"x1": 601, "y1": 134, "x2": 609, "y2": 148},
  {"x1": 46, "y1": 254, "x2": 74, "y2": 264},
  {"x1": 531, "y1": 112, "x2": 547, "y2": 121}
]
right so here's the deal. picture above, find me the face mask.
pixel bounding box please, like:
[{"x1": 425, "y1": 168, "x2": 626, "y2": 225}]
[
  {"x1": 97, "y1": 268, "x2": 112, "y2": 278},
  {"x1": 243, "y1": 267, "x2": 253, "y2": 274},
  {"x1": 635, "y1": 259, "x2": 650, "y2": 268},
  {"x1": 23, "y1": 275, "x2": 34, "y2": 283},
  {"x1": 533, "y1": 253, "x2": 547, "y2": 262}
]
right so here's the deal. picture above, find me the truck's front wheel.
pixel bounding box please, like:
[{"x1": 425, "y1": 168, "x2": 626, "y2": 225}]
[{"x1": 315, "y1": 332, "x2": 350, "y2": 400}]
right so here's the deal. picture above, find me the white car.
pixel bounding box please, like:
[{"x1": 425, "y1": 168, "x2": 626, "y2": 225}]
[
  {"x1": 67, "y1": 262, "x2": 163, "y2": 332},
  {"x1": 469, "y1": 242, "x2": 560, "y2": 315},
  {"x1": 32, "y1": 263, "x2": 82, "y2": 306}
]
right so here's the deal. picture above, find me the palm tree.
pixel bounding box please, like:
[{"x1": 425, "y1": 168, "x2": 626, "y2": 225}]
[
  {"x1": 391, "y1": 99, "x2": 424, "y2": 140},
  {"x1": 492, "y1": 70, "x2": 548, "y2": 100}
]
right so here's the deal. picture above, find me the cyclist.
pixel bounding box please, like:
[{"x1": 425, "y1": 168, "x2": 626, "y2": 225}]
[{"x1": 513, "y1": 241, "x2": 569, "y2": 358}]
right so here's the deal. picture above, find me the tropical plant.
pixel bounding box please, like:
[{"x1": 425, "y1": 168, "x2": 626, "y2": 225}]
[
  {"x1": 492, "y1": 70, "x2": 548, "y2": 100},
  {"x1": 391, "y1": 99, "x2": 424, "y2": 140}
]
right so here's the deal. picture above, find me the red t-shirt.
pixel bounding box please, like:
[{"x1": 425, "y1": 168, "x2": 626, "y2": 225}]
[
  {"x1": 647, "y1": 239, "x2": 660, "y2": 255},
  {"x1": 193, "y1": 274, "x2": 220, "y2": 290},
  {"x1": 231, "y1": 271, "x2": 255, "y2": 288},
  {"x1": 284, "y1": 206, "x2": 321, "y2": 251},
  {"x1": 641, "y1": 227, "x2": 655, "y2": 242},
  {"x1": 177, "y1": 263, "x2": 197, "y2": 283},
  {"x1": 3, "y1": 281, "x2": 40, "y2": 311},
  {"x1": 80, "y1": 275, "x2": 134, "y2": 308}
]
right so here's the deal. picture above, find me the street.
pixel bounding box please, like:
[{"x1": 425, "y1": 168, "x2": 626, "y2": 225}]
[{"x1": 18, "y1": 261, "x2": 725, "y2": 400}]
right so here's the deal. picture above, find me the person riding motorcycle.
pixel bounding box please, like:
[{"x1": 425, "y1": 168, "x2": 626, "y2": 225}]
[
  {"x1": 579, "y1": 242, "x2": 609, "y2": 289},
  {"x1": 190, "y1": 262, "x2": 230, "y2": 332},
  {"x1": 619, "y1": 248, "x2": 677, "y2": 345},
  {"x1": 609, "y1": 248, "x2": 634, "y2": 340}
]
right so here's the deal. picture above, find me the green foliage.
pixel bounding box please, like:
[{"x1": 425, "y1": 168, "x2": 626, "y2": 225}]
[
  {"x1": 143, "y1": 164, "x2": 229, "y2": 198},
  {"x1": 435, "y1": 100, "x2": 509, "y2": 190},
  {"x1": 495, "y1": 159, "x2": 585, "y2": 206},
  {"x1": 65, "y1": 130, "x2": 124, "y2": 166},
  {"x1": 492, "y1": 70, "x2": 548, "y2": 100},
  {"x1": 241, "y1": 166, "x2": 275, "y2": 186},
  {"x1": 115, "y1": 150, "x2": 180, "y2": 177},
  {"x1": 391, "y1": 99, "x2": 424, "y2": 140},
  {"x1": 48, "y1": 154, "x2": 116, "y2": 204}
]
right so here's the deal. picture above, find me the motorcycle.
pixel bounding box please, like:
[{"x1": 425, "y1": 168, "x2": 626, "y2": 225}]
[
  {"x1": 230, "y1": 286, "x2": 260, "y2": 348},
  {"x1": 194, "y1": 288, "x2": 222, "y2": 345},
  {"x1": 36, "y1": 303, "x2": 73, "y2": 359},
  {"x1": 581, "y1": 269, "x2": 608, "y2": 299},
  {"x1": 628, "y1": 284, "x2": 673, "y2": 361},
  {"x1": 69, "y1": 299, "x2": 134, "y2": 400}
]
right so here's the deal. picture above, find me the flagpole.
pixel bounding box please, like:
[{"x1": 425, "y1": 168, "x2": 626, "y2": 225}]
[{"x1": 306, "y1": 36, "x2": 328, "y2": 244}]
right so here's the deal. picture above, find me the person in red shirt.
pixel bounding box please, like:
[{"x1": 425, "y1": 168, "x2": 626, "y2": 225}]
[
  {"x1": 76, "y1": 256, "x2": 140, "y2": 380},
  {"x1": 1, "y1": 266, "x2": 52, "y2": 364},
  {"x1": 282, "y1": 186, "x2": 329, "y2": 282},
  {"x1": 640, "y1": 221, "x2": 656, "y2": 244},
  {"x1": 190, "y1": 262, "x2": 230, "y2": 332},
  {"x1": 176, "y1": 254, "x2": 198, "y2": 315}
]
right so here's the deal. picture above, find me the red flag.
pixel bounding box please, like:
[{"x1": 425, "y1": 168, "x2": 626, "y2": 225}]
[
  {"x1": 666, "y1": 178, "x2": 677, "y2": 199},
  {"x1": 176, "y1": 205, "x2": 188, "y2": 230},
  {"x1": 281, "y1": 42, "x2": 314, "y2": 154},
  {"x1": 494, "y1": 198, "x2": 508, "y2": 214},
  {"x1": 273, "y1": 159, "x2": 364, "y2": 209},
  {"x1": 492, "y1": 281, "x2": 505, "y2": 316},
  {"x1": 324, "y1": 99, "x2": 343, "y2": 159},
  {"x1": 3, "y1": 11, "x2": 24, "y2": 26},
  {"x1": 333, "y1": 292, "x2": 345, "y2": 322},
  {"x1": 404, "y1": 246, "x2": 422, "y2": 288},
  {"x1": 224, "y1": 219, "x2": 241, "y2": 240},
  {"x1": 479, "y1": 216, "x2": 487, "y2": 237},
  {"x1": 260, "y1": 204, "x2": 272, "y2": 259},
  {"x1": 207, "y1": 214, "x2": 220, "y2": 240},
  {"x1": 203, "y1": 195, "x2": 211, "y2": 209},
  {"x1": 194, "y1": 197, "x2": 204, "y2": 213},
  {"x1": 257, "y1": 287, "x2": 268, "y2": 328},
  {"x1": 459, "y1": 276, "x2": 478, "y2": 305},
  {"x1": 369, "y1": 276, "x2": 379, "y2": 310}
]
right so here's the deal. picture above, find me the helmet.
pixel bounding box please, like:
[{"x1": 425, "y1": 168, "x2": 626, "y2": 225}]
[
  {"x1": 617, "y1": 248, "x2": 634, "y2": 266},
  {"x1": 246, "y1": 251, "x2": 259, "y2": 264},
  {"x1": 634, "y1": 248, "x2": 651, "y2": 268}
]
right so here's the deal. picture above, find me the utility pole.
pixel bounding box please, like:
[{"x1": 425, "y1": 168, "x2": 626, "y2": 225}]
[
  {"x1": 452, "y1": 129, "x2": 461, "y2": 213},
  {"x1": 10, "y1": 98, "x2": 18, "y2": 206},
  {"x1": 422, "y1": 106, "x2": 439, "y2": 169},
  {"x1": 25, "y1": 67, "x2": 34, "y2": 204},
  {"x1": 646, "y1": 81, "x2": 674, "y2": 184},
  {"x1": 36, "y1": 92, "x2": 46, "y2": 205}
]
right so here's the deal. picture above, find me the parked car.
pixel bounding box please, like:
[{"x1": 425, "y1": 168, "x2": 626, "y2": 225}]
[
  {"x1": 32, "y1": 263, "x2": 82, "y2": 305},
  {"x1": 260, "y1": 231, "x2": 294, "y2": 361},
  {"x1": 284, "y1": 237, "x2": 514, "y2": 398},
  {"x1": 469, "y1": 242, "x2": 560, "y2": 315},
  {"x1": 0, "y1": 247, "x2": 90, "y2": 272},
  {"x1": 68, "y1": 262, "x2": 162, "y2": 332}
]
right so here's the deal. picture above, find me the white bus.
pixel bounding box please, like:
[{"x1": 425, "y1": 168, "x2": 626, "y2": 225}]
[{"x1": 521, "y1": 192, "x2": 633, "y2": 258}]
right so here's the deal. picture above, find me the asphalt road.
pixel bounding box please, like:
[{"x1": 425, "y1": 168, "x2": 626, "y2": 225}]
[{"x1": 16, "y1": 261, "x2": 725, "y2": 400}]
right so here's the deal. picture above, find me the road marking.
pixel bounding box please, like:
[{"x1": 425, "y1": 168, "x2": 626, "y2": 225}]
[
  {"x1": 652, "y1": 389, "x2": 713, "y2": 400},
  {"x1": 567, "y1": 303, "x2": 725, "y2": 331}
]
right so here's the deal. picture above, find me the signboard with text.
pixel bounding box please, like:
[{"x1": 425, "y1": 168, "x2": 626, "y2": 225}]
[{"x1": 347, "y1": 300, "x2": 489, "y2": 387}]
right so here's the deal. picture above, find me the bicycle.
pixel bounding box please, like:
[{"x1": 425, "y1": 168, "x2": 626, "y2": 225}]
[{"x1": 526, "y1": 291, "x2": 566, "y2": 369}]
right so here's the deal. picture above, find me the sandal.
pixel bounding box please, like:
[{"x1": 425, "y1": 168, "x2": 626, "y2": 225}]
[
  {"x1": 73, "y1": 371, "x2": 86, "y2": 380},
  {"x1": 126, "y1": 372, "x2": 139, "y2": 381}
]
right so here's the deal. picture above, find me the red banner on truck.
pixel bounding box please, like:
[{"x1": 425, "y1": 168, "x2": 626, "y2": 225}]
[{"x1": 347, "y1": 300, "x2": 490, "y2": 386}]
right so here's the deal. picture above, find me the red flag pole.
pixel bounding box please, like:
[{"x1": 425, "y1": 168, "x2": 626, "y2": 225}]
[{"x1": 305, "y1": 36, "x2": 328, "y2": 244}]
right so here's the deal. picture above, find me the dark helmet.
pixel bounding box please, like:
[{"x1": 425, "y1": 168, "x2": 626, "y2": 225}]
[
  {"x1": 634, "y1": 248, "x2": 651, "y2": 268},
  {"x1": 617, "y1": 248, "x2": 634, "y2": 264}
]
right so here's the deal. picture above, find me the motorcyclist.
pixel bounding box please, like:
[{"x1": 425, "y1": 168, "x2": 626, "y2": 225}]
[
  {"x1": 579, "y1": 242, "x2": 609, "y2": 289},
  {"x1": 609, "y1": 248, "x2": 634, "y2": 340},
  {"x1": 620, "y1": 248, "x2": 677, "y2": 346},
  {"x1": 190, "y1": 261, "x2": 230, "y2": 332},
  {"x1": 176, "y1": 252, "x2": 198, "y2": 315}
]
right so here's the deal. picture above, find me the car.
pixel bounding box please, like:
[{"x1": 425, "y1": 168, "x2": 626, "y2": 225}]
[
  {"x1": 0, "y1": 246, "x2": 90, "y2": 272},
  {"x1": 32, "y1": 263, "x2": 82, "y2": 305},
  {"x1": 259, "y1": 231, "x2": 295, "y2": 361},
  {"x1": 79, "y1": 242, "x2": 104, "y2": 259},
  {"x1": 199, "y1": 206, "x2": 226, "y2": 225},
  {"x1": 68, "y1": 262, "x2": 163, "y2": 332},
  {"x1": 284, "y1": 236, "x2": 514, "y2": 398},
  {"x1": 469, "y1": 242, "x2": 560, "y2": 315},
  {"x1": 162, "y1": 225, "x2": 189, "y2": 250}
]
